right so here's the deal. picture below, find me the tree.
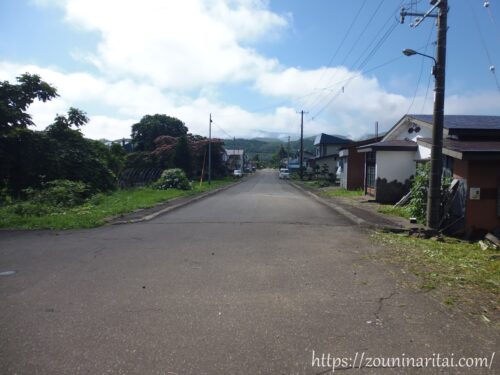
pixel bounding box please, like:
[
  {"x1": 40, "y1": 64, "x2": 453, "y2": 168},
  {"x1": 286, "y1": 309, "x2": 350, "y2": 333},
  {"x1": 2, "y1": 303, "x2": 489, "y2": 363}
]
[
  {"x1": 0, "y1": 73, "x2": 58, "y2": 134},
  {"x1": 46, "y1": 107, "x2": 89, "y2": 134},
  {"x1": 131, "y1": 114, "x2": 188, "y2": 151},
  {"x1": 173, "y1": 135, "x2": 192, "y2": 177},
  {"x1": 278, "y1": 145, "x2": 287, "y2": 160}
]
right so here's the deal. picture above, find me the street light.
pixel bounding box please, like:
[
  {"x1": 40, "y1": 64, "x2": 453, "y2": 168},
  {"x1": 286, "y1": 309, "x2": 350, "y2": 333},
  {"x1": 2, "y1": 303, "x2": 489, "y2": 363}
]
[{"x1": 402, "y1": 49, "x2": 437, "y2": 67}]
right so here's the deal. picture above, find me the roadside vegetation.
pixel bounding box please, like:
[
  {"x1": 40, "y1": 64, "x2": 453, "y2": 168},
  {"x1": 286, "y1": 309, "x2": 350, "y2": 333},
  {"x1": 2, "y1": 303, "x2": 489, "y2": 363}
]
[
  {"x1": 377, "y1": 204, "x2": 412, "y2": 219},
  {"x1": 321, "y1": 187, "x2": 364, "y2": 198},
  {"x1": 374, "y1": 231, "x2": 499, "y2": 323},
  {"x1": 0, "y1": 73, "x2": 236, "y2": 230},
  {"x1": 0, "y1": 177, "x2": 234, "y2": 230}
]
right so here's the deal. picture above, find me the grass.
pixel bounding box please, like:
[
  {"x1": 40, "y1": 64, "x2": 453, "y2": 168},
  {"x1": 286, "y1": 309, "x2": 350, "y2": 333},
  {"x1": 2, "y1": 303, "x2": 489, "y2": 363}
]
[
  {"x1": 320, "y1": 188, "x2": 364, "y2": 198},
  {"x1": 296, "y1": 179, "x2": 334, "y2": 189},
  {"x1": 0, "y1": 178, "x2": 235, "y2": 230},
  {"x1": 377, "y1": 204, "x2": 412, "y2": 220},
  {"x1": 373, "y1": 231, "x2": 500, "y2": 320}
]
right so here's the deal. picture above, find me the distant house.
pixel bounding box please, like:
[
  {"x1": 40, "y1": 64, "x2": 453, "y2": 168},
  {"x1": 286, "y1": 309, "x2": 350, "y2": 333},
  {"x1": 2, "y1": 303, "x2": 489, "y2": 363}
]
[
  {"x1": 288, "y1": 150, "x2": 315, "y2": 172},
  {"x1": 358, "y1": 114, "x2": 500, "y2": 234},
  {"x1": 338, "y1": 136, "x2": 383, "y2": 190},
  {"x1": 312, "y1": 133, "x2": 352, "y2": 174},
  {"x1": 224, "y1": 149, "x2": 246, "y2": 171}
]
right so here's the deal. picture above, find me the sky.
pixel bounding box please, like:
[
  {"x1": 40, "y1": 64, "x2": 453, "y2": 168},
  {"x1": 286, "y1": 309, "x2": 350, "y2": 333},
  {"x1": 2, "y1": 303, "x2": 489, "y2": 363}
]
[{"x1": 1, "y1": 0, "x2": 499, "y2": 141}]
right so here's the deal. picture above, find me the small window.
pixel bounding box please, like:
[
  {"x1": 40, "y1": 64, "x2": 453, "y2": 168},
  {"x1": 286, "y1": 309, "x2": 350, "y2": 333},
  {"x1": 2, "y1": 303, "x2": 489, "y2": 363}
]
[{"x1": 443, "y1": 155, "x2": 454, "y2": 179}]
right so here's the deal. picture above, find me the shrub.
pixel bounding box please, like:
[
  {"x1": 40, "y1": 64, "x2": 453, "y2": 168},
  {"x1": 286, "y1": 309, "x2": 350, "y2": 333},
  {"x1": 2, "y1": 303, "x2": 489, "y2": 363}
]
[
  {"x1": 7, "y1": 201, "x2": 53, "y2": 217},
  {"x1": 23, "y1": 179, "x2": 90, "y2": 208},
  {"x1": 408, "y1": 163, "x2": 452, "y2": 223},
  {"x1": 408, "y1": 163, "x2": 429, "y2": 222},
  {"x1": 153, "y1": 168, "x2": 192, "y2": 190}
]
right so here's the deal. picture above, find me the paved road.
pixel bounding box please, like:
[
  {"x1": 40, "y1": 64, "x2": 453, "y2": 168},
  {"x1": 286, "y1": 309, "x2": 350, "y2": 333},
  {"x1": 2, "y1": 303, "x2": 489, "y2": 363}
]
[{"x1": 0, "y1": 170, "x2": 497, "y2": 374}]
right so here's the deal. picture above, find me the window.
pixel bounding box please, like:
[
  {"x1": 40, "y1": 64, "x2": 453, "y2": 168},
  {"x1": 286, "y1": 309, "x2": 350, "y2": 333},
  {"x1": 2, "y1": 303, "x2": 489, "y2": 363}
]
[
  {"x1": 443, "y1": 155, "x2": 454, "y2": 179},
  {"x1": 366, "y1": 151, "x2": 376, "y2": 190}
]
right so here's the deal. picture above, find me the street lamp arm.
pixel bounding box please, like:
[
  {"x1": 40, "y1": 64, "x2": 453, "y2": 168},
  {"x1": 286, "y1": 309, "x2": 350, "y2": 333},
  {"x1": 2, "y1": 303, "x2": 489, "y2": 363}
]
[{"x1": 402, "y1": 49, "x2": 437, "y2": 66}]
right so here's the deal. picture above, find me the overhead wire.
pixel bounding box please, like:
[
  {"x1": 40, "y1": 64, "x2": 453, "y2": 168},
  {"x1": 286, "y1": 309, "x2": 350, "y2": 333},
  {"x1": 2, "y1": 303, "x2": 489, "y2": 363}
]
[
  {"x1": 308, "y1": 0, "x2": 369, "y2": 93},
  {"x1": 306, "y1": 1, "x2": 405, "y2": 118},
  {"x1": 406, "y1": 21, "x2": 435, "y2": 114},
  {"x1": 467, "y1": 0, "x2": 500, "y2": 92},
  {"x1": 308, "y1": 18, "x2": 401, "y2": 120},
  {"x1": 305, "y1": 0, "x2": 388, "y2": 111},
  {"x1": 484, "y1": 1, "x2": 500, "y2": 43}
]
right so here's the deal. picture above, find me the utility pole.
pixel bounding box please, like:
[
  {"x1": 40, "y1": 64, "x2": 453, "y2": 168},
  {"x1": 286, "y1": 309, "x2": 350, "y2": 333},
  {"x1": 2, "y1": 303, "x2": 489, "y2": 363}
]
[
  {"x1": 297, "y1": 110, "x2": 308, "y2": 180},
  {"x1": 287, "y1": 135, "x2": 291, "y2": 169},
  {"x1": 401, "y1": 0, "x2": 448, "y2": 229},
  {"x1": 208, "y1": 113, "x2": 212, "y2": 185}
]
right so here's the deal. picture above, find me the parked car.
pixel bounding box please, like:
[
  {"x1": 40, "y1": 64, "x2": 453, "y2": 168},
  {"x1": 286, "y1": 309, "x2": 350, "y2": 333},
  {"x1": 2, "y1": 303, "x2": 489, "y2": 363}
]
[
  {"x1": 233, "y1": 169, "x2": 243, "y2": 177},
  {"x1": 278, "y1": 168, "x2": 290, "y2": 179}
]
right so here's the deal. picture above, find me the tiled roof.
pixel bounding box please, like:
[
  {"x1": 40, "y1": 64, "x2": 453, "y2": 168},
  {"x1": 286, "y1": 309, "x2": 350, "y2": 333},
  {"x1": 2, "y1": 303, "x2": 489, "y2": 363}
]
[
  {"x1": 314, "y1": 133, "x2": 353, "y2": 146},
  {"x1": 358, "y1": 139, "x2": 418, "y2": 152},
  {"x1": 409, "y1": 114, "x2": 500, "y2": 131},
  {"x1": 418, "y1": 138, "x2": 500, "y2": 153},
  {"x1": 339, "y1": 135, "x2": 383, "y2": 150}
]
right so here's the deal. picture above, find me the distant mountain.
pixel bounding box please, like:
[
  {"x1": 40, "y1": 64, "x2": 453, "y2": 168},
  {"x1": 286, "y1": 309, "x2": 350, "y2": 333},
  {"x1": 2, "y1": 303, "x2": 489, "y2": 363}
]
[{"x1": 223, "y1": 136, "x2": 315, "y2": 161}]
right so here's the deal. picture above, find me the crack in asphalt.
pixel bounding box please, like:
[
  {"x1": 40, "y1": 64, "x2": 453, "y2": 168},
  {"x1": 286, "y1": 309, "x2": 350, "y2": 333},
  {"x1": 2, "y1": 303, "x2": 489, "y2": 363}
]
[{"x1": 374, "y1": 290, "x2": 398, "y2": 323}]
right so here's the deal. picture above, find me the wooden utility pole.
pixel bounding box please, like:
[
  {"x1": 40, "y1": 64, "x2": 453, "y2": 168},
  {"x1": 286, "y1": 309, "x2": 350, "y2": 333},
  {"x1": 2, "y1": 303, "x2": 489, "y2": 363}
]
[
  {"x1": 401, "y1": 0, "x2": 448, "y2": 229},
  {"x1": 208, "y1": 113, "x2": 212, "y2": 185},
  {"x1": 297, "y1": 110, "x2": 308, "y2": 180},
  {"x1": 287, "y1": 135, "x2": 291, "y2": 168}
]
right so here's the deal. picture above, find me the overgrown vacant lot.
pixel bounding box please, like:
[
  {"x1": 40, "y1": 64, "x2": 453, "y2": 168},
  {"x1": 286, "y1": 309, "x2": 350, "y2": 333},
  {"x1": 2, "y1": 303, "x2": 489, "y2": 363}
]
[
  {"x1": 0, "y1": 179, "x2": 234, "y2": 230},
  {"x1": 374, "y1": 232, "x2": 500, "y2": 325}
]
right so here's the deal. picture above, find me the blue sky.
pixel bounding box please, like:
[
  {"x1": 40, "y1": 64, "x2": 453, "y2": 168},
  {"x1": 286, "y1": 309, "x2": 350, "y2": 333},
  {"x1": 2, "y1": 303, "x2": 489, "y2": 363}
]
[{"x1": 1, "y1": 0, "x2": 499, "y2": 140}]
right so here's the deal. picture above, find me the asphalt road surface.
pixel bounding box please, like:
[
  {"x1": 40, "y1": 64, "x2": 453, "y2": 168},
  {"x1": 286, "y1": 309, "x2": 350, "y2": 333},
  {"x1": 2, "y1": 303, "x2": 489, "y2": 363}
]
[{"x1": 0, "y1": 170, "x2": 497, "y2": 374}]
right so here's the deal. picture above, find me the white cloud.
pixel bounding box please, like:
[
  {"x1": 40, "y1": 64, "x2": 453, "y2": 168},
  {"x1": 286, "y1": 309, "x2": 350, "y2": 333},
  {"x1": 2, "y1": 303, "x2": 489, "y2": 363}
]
[
  {"x1": 36, "y1": 0, "x2": 286, "y2": 89},
  {"x1": 3, "y1": 58, "x2": 500, "y2": 141}
]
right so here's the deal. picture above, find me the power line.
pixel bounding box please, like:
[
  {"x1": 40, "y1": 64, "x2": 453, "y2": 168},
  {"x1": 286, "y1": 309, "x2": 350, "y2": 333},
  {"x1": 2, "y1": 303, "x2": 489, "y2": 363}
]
[
  {"x1": 311, "y1": 0, "x2": 369, "y2": 89},
  {"x1": 341, "y1": 0, "x2": 387, "y2": 67},
  {"x1": 484, "y1": 1, "x2": 500, "y2": 43},
  {"x1": 468, "y1": 0, "x2": 500, "y2": 92},
  {"x1": 406, "y1": 22, "x2": 435, "y2": 114},
  {"x1": 212, "y1": 121, "x2": 233, "y2": 139},
  {"x1": 307, "y1": 2, "x2": 404, "y2": 116},
  {"x1": 308, "y1": 21, "x2": 401, "y2": 120}
]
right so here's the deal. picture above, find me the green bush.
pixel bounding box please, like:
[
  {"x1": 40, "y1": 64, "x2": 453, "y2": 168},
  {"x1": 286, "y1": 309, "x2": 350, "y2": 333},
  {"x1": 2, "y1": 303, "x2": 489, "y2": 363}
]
[
  {"x1": 7, "y1": 201, "x2": 53, "y2": 217},
  {"x1": 408, "y1": 163, "x2": 452, "y2": 223},
  {"x1": 153, "y1": 168, "x2": 192, "y2": 190},
  {"x1": 408, "y1": 163, "x2": 429, "y2": 222},
  {"x1": 23, "y1": 179, "x2": 90, "y2": 208}
]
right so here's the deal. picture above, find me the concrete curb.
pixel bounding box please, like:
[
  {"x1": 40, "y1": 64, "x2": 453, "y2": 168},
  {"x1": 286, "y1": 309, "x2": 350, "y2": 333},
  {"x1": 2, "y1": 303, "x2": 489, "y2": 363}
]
[
  {"x1": 110, "y1": 179, "x2": 243, "y2": 225},
  {"x1": 287, "y1": 180, "x2": 404, "y2": 231},
  {"x1": 287, "y1": 180, "x2": 367, "y2": 226}
]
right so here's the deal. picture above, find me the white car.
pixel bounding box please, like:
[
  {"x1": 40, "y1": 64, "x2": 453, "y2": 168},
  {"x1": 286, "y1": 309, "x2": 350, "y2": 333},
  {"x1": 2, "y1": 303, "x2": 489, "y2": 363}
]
[
  {"x1": 233, "y1": 169, "x2": 243, "y2": 177},
  {"x1": 279, "y1": 168, "x2": 290, "y2": 179}
]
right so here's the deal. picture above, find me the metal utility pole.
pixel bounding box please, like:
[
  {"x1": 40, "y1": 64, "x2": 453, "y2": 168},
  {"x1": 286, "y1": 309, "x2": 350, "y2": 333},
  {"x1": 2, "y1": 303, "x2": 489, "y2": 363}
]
[
  {"x1": 208, "y1": 113, "x2": 212, "y2": 185},
  {"x1": 401, "y1": 0, "x2": 448, "y2": 229},
  {"x1": 297, "y1": 110, "x2": 308, "y2": 180}
]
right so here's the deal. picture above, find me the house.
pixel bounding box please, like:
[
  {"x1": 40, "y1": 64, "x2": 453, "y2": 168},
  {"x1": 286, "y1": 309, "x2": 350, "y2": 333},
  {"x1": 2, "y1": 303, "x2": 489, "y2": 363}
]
[
  {"x1": 358, "y1": 115, "x2": 435, "y2": 202},
  {"x1": 416, "y1": 120, "x2": 500, "y2": 234},
  {"x1": 338, "y1": 136, "x2": 383, "y2": 190},
  {"x1": 288, "y1": 150, "x2": 315, "y2": 172},
  {"x1": 312, "y1": 133, "x2": 352, "y2": 175},
  {"x1": 224, "y1": 149, "x2": 246, "y2": 171},
  {"x1": 358, "y1": 114, "x2": 500, "y2": 233}
]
